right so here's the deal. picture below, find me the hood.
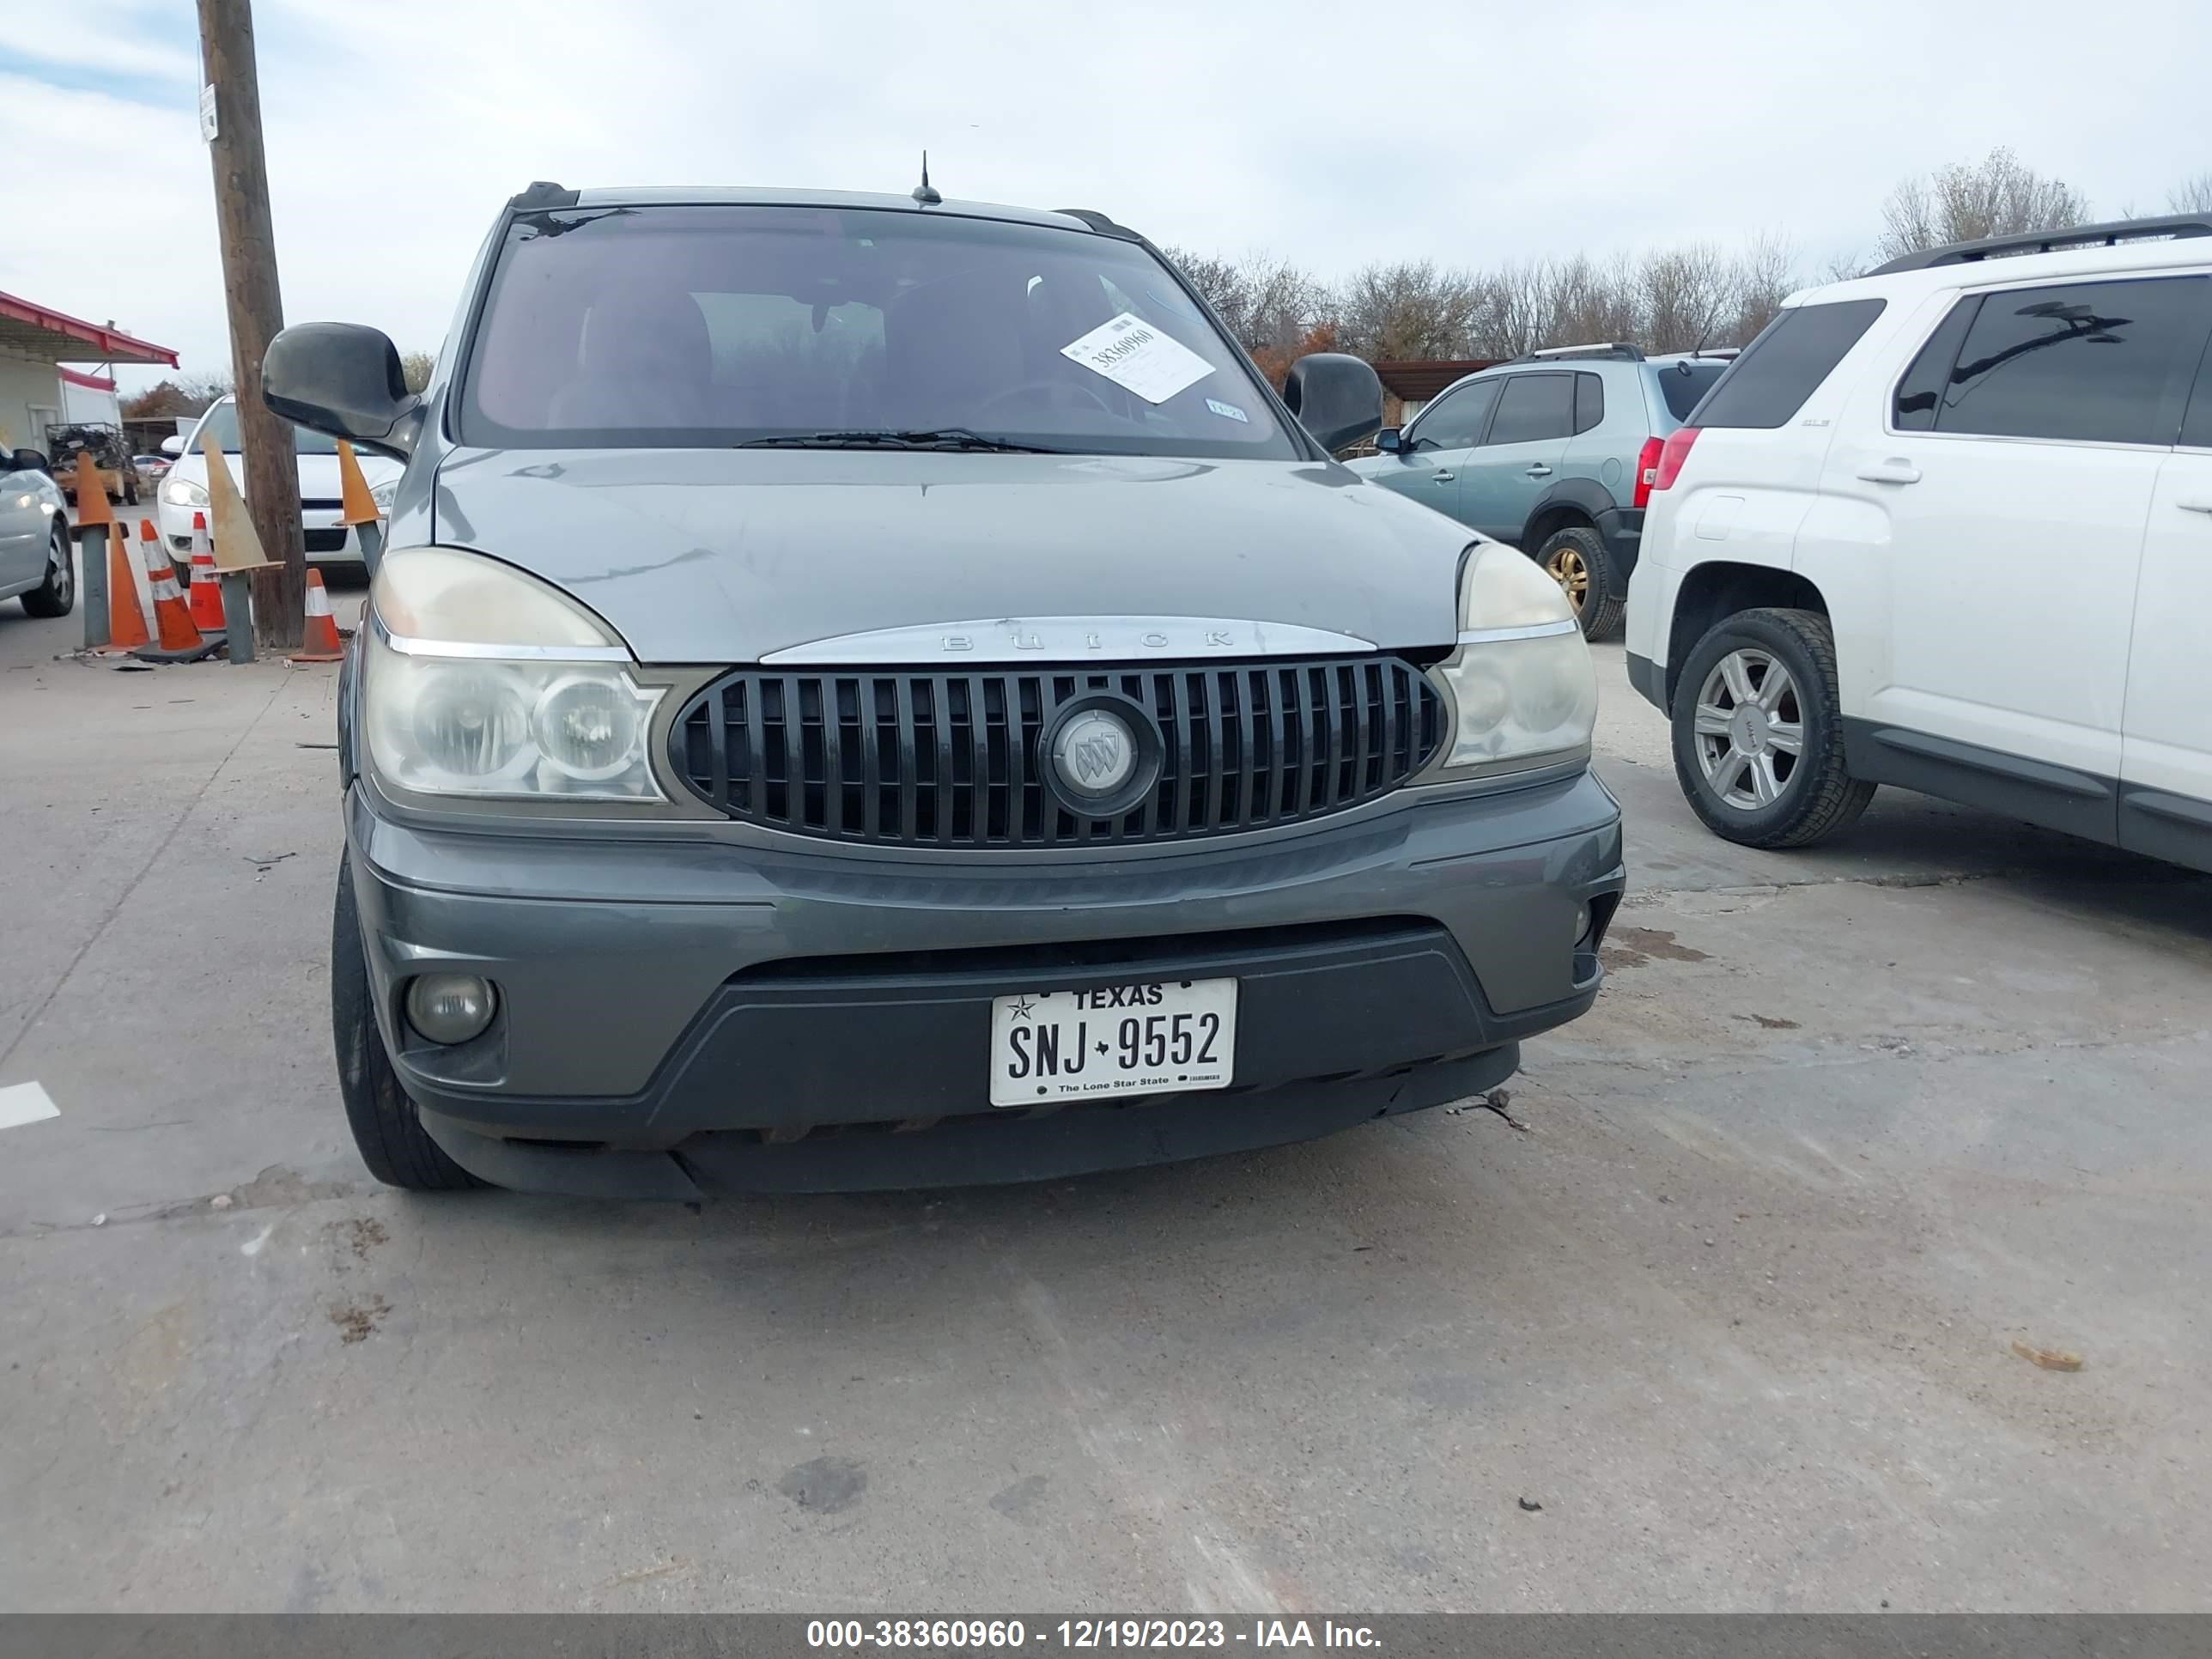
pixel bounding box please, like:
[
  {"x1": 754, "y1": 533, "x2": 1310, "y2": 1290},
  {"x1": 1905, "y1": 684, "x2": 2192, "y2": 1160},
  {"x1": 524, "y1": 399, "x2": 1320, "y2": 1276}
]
[
  {"x1": 425, "y1": 449, "x2": 1471, "y2": 665},
  {"x1": 170, "y1": 448, "x2": 404, "y2": 501}
]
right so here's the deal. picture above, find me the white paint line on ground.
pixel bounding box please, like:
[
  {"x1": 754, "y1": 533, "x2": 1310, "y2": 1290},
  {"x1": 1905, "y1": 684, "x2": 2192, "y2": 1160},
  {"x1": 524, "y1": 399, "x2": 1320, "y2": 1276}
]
[{"x1": 0, "y1": 1081, "x2": 60, "y2": 1131}]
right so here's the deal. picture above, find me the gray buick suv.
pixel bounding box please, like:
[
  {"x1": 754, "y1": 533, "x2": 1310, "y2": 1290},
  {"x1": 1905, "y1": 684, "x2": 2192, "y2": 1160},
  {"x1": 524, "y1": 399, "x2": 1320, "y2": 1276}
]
[{"x1": 262, "y1": 182, "x2": 1625, "y2": 1197}]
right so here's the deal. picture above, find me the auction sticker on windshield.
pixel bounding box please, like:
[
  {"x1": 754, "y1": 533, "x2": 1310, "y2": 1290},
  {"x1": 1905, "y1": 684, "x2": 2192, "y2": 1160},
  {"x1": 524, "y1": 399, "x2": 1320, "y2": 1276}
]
[
  {"x1": 990, "y1": 979, "x2": 1237, "y2": 1107},
  {"x1": 1060, "y1": 313, "x2": 1214, "y2": 404}
]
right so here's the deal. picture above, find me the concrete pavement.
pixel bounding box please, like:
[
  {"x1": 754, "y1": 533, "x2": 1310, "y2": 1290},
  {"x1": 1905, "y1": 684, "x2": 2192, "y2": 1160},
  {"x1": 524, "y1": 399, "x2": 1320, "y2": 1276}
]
[{"x1": 2, "y1": 586, "x2": 2209, "y2": 1613}]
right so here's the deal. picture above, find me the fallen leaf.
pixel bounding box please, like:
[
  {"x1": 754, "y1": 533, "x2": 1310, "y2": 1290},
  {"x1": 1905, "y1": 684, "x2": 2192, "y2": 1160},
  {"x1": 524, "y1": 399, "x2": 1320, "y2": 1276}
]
[{"x1": 2011, "y1": 1340, "x2": 2083, "y2": 1372}]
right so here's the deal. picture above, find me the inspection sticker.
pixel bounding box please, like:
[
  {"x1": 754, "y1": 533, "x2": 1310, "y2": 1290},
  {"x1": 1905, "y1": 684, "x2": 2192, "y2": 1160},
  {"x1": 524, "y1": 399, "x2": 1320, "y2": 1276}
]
[
  {"x1": 1206, "y1": 398, "x2": 1249, "y2": 423},
  {"x1": 0, "y1": 1081, "x2": 59, "y2": 1132},
  {"x1": 1060, "y1": 312, "x2": 1213, "y2": 404}
]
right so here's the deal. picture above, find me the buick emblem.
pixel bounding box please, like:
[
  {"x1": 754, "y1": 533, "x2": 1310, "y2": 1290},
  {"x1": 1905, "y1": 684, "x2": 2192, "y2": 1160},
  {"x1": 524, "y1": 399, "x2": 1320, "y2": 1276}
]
[{"x1": 1052, "y1": 709, "x2": 1136, "y2": 798}]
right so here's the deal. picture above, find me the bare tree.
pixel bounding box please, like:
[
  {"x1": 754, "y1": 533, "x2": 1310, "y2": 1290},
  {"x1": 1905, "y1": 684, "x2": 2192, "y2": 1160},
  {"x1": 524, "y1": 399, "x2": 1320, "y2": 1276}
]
[
  {"x1": 1158, "y1": 248, "x2": 1328, "y2": 355},
  {"x1": 1878, "y1": 147, "x2": 2089, "y2": 261},
  {"x1": 1728, "y1": 233, "x2": 1800, "y2": 340},
  {"x1": 398, "y1": 350, "x2": 436, "y2": 394},
  {"x1": 1160, "y1": 247, "x2": 1243, "y2": 325},
  {"x1": 1334, "y1": 260, "x2": 1483, "y2": 361},
  {"x1": 1638, "y1": 242, "x2": 1736, "y2": 353},
  {"x1": 2169, "y1": 171, "x2": 2212, "y2": 215},
  {"x1": 1541, "y1": 252, "x2": 1643, "y2": 350}
]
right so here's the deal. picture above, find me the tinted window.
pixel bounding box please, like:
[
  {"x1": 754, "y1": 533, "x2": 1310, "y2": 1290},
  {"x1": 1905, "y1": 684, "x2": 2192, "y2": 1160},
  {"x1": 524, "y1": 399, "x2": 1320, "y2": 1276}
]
[
  {"x1": 1409, "y1": 380, "x2": 1499, "y2": 450},
  {"x1": 1893, "y1": 299, "x2": 1980, "y2": 431},
  {"x1": 1657, "y1": 360, "x2": 1725, "y2": 421},
  {"x1": 1927, "y1": 277, "x2": 2209, "y2": 447},
  {"x1": 459, "y1": 204, "x2": 1297, "y2": 459},
  {"x1": 1486, "y1": 374, "x2": 1574, "y2": 445},
  {"x1": 2181, "y1": 325, "x2": 2212, "y2": 449},
  {"x1": 1572, "y1": 373, "x2": 1604, "y2": 434},
  {"x1": 1692, "y1": 299, "x2": 1887, "y2": 428}
]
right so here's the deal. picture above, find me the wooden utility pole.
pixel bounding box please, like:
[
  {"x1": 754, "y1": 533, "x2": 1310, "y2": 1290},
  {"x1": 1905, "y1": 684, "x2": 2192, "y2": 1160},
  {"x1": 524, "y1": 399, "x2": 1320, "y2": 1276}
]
[{"x1": 197, "y1": 0, "x2": 303, "y2": 653}]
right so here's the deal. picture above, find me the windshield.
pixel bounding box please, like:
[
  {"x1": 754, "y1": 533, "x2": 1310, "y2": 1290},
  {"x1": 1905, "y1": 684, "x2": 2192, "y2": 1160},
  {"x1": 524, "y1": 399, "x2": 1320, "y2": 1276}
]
[
  {"x1": 457, "y1": 204, "x2": 1299, "y2": 460},
  {"x1": 195, "y1": 400, "x2": 341, "y2": 454}
]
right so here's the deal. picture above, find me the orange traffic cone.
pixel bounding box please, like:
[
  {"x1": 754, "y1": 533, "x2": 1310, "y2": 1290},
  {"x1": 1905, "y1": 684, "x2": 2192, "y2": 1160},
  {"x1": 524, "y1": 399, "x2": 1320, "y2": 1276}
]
[
  {"x1": 100, "y1": 525, "x2": 151, "y2": 653},
  {"x1": 291, "y1": 569, "x2": 344, "y2": 662},
  {"x1": 131, "y1": 533, "x2": 216, "y2": 662},
  {"x1": 187, "y1": 512, "x2": 226, "y2": 635}
]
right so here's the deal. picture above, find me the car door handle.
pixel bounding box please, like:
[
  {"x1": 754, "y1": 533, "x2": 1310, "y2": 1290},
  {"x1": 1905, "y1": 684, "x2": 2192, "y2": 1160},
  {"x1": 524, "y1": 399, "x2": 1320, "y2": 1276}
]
[
  {"x1": 1430, "y1": 471, "x2": 1455, "y2": 483},
  {"x1": 2179, "y1": 498, "x2": 2212, "y2": 514},
  {"x1": 1856, "y1": 459, "x2": 1922, "y2": 484},
  {"x1": 1524, "y1": 464, "x2": 1553, "y2": 478}
]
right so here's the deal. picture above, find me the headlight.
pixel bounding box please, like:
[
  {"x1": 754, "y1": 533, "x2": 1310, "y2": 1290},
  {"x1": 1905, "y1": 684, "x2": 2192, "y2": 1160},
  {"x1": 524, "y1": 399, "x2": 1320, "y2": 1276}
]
[
  {"x1": 161, "y1": 476, "x2": 209, "y2": 507},
  {"x1": 362, "y1": 546, "x2": 664, "y2": 801},
  {"x1": 369, "y1": 479, "x2": 397, "y2": 515},
  {"x1": 1430, "y1": 543, "x2": 1598, "y2": 777}
]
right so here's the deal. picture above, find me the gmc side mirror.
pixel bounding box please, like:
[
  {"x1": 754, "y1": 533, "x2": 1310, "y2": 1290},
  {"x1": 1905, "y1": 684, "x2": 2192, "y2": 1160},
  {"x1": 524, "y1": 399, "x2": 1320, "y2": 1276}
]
[
  {"x1": 262, "y1": 321, "x2": 424, "y2": 459},
  {"x1": 1282, "y1": 353, "x2": 1384, "y2": 455}
]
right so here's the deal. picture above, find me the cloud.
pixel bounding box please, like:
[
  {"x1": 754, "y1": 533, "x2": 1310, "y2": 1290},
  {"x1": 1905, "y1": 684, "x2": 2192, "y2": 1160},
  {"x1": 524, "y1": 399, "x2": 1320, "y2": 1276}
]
[
  {"x1": 7, "y1": 25, "x2": 199, "y2": 88},
  {"x1": 0, "y1": 0, "x2": 2203, "y2": 398}
]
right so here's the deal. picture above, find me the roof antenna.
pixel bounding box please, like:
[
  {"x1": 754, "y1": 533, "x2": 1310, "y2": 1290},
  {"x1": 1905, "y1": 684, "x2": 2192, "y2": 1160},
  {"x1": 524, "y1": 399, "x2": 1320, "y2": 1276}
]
[{"x1": 911, "y1": 150, "x2": 941, "y2": 207}]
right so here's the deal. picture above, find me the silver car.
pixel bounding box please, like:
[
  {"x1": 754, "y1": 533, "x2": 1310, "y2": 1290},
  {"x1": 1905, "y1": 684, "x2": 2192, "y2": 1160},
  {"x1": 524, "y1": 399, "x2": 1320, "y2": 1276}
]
[
  {"x1": 263, "y1": 183, "x2": 1625, "y2": 1197},
  {"x1": 0, "y1": 447, "x2": 73, "y2": 619}
]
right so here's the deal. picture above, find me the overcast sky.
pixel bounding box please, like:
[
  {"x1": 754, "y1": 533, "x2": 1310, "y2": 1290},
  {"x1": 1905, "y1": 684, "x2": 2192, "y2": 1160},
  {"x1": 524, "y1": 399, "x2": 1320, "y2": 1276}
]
[{"x1": 3, "y1": 0, "x2": 2206, "y2": 393}]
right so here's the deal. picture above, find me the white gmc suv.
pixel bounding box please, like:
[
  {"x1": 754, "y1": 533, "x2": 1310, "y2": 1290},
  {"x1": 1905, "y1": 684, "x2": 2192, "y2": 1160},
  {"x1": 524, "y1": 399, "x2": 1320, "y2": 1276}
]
[{"x1": 1625, "y1": 216, "x2": 2212, "y2": 874}]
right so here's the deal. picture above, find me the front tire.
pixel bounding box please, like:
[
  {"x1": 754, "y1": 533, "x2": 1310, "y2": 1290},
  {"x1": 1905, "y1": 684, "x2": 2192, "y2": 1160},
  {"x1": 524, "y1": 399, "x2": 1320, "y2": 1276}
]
[
  {"x1": 1669, "y1": 606, "x2": 1875, "y2": 848},
  {"x1": 1536, "y1": 525, "x2": 1623, "y2": 640},
  {"x1": 331, "y1": 850, "x2": 486, "y2": 1191},
  {"x1": 19, "y1": 523, "x2": 75, "y2": 617}
]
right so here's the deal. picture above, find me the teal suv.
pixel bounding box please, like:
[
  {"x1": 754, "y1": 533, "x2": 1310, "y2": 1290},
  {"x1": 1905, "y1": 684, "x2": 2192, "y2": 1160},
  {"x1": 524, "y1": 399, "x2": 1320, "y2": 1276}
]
[{"x1": 1349, "y1": 344, "x2": 1728, "y2": 637}]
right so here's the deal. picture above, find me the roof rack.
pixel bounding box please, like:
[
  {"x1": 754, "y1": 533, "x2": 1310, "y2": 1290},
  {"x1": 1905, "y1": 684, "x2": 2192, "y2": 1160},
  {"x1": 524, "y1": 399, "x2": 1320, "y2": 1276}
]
[
  {"x1": 1510, "y1": 342, "x2": 1644, "y2": 364},
  {"x1": 1054, "y1": 207, "x2": 1144, "y2": 241},
  {"x1": 1867, "y1": 214, "x2": 2212, "y2": 276}
]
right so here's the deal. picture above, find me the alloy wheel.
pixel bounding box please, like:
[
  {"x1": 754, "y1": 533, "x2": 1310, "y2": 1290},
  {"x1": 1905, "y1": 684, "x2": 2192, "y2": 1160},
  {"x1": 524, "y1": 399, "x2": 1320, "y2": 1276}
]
[
  {"x1": 51, "y1": 531, "x2": 74, "y2": 609},
  {"x1": 1546, "y1": 544, "x2": 1589, "y2": 611},
  {"x1": 1692, "y1": 647, "x2": 1803, "y2": 810}
]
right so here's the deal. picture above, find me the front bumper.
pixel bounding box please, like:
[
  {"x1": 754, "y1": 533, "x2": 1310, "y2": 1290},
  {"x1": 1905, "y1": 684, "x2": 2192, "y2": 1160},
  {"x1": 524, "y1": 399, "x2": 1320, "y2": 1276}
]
[
  {"x1": 346, "y1": 769, "x2": 1625, "y2": 1194},
  {"x1": 158, "y1": 497, "x2": 369, "y2": 562}
]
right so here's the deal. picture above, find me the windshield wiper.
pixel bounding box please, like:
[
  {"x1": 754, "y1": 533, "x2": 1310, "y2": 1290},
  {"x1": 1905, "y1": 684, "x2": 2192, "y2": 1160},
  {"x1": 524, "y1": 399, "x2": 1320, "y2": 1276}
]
[{"x1": 733, "y1": 428, "x2": 1062, "y2": 453}]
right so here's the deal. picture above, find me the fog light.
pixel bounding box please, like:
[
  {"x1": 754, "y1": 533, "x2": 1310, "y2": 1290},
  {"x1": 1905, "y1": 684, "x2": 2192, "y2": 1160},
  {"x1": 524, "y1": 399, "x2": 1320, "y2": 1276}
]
[
  {"x1": 405, "y1": 974, "x2": 496, "y2": 1045},
  {"x1": 1573, "y1": 902, "x2": 1593, "y2": 944}
]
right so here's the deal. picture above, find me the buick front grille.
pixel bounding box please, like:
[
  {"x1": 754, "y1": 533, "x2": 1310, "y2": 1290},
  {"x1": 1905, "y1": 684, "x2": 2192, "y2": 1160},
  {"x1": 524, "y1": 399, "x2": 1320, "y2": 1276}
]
[{"x1": 670, "y1": 658, "x2": 1447, "y2": 848}]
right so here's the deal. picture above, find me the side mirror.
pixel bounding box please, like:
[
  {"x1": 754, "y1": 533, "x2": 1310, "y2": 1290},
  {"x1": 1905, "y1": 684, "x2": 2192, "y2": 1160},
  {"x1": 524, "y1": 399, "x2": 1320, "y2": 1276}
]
[
  {"x1": 160, "y1": 434, "x2": 185, "y2": 456},
  {"x1": 1374, "y1": 428, "x2": 1405, "y2": 454},
  {"x1": 1282, "y1": 353, "x2": 1383, "y2": 454},
  {"x1": 262, "y1": 321, "x2": 423, "y2": 459},
  {"x1": 9, "y1": 447, "x2": 51, "y2": 474}
]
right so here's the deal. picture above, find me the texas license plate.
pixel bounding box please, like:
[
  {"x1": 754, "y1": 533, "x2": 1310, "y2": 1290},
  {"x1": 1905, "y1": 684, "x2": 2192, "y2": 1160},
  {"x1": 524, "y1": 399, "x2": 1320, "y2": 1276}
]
[{"x1": 988, "y1": 978, "x2": 1237, "y2": 1107}]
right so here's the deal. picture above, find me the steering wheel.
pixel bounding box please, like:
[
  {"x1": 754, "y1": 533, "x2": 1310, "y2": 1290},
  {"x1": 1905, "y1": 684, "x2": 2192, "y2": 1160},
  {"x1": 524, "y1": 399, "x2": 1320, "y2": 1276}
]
[{"x1": 971, "y1": 377, "x2": 1117, "y2": 420}]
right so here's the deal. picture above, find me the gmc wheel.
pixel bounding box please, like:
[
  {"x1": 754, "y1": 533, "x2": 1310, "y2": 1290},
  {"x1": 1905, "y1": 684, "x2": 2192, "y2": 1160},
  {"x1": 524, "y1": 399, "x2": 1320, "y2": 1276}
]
[{"x1": 1669, "y1": 606, "x2": 1875, "y2": 848}]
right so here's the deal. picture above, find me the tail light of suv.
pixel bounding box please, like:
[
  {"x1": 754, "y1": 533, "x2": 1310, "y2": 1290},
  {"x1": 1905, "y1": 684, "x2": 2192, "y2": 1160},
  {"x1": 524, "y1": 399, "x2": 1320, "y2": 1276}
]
[
  {"x1": 1633, "y1": 436, "x2": 1664, "y2": 509},
  {"x1": 1651, "y1": 427, "x2": 1701, "y2": 495}
]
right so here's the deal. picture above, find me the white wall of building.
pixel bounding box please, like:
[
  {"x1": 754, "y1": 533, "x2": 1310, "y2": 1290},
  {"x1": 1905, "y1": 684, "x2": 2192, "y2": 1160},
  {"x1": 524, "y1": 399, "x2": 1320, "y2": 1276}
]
[{"x1": 0, "y1": 347, "x2": 64, "y2": 455}]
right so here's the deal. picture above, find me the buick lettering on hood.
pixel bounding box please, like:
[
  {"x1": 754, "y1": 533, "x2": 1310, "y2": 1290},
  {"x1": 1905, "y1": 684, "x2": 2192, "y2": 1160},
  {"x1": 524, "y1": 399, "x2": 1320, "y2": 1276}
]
[{"x1": 263, "y1": 180, "x2": 1624, "y2": 1197}]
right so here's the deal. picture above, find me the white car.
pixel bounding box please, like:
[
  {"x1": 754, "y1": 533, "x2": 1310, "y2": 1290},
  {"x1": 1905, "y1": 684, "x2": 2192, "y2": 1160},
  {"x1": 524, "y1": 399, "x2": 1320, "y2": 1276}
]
[
  {"x1": 1625, "y1": 214, "x2": 2212, "y2": 874},
  {"x1": 156, "y1": 395, "x2": 402, "y2": 568}
]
